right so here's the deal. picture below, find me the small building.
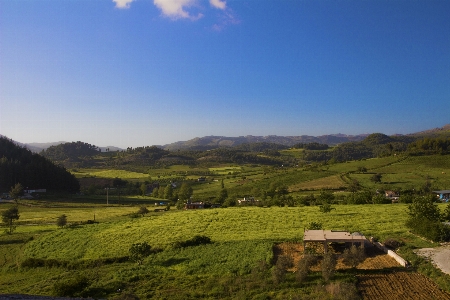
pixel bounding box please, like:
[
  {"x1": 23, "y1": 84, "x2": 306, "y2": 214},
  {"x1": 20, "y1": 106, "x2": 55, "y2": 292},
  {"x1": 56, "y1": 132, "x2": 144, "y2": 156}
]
[
  {"x1": 385, "y1": 190, "x2": 399, "y2": 201},
  {"x1": 432, "y1": 190, "x2": 450, "y2": 202},
  {"x1": 185, "y1": 202, "x2": 205, "y2": 209},
  {"x1": 303, "y1": 230, "x2": 367, "y2": 253}
]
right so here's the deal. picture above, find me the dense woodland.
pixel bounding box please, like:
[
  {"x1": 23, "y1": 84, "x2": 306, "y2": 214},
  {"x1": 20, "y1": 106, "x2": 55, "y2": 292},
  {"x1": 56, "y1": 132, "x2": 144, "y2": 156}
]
[{"x1": 0, "y1": 137, "x2": 80, "y2": 193}]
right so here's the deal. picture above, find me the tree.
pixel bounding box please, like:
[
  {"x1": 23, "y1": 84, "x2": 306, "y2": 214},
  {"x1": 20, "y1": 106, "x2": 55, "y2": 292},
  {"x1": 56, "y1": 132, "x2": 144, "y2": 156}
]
[
  {"x1": 129, "y1": 242, "x2": 152, "y2": 265},
  {"x1": 407, "y1": 195, "x2": 441, "y2": 221},
  {"x1": 296, "y1": 254, "x2": 317, "y2": 284},
  {"x1": 370, "y1": 173, "x2": 382, "y2": 183},
  {"x1": 272, "y1": 256, "x2": 290, "y2": 285},
  {"x1": 9, "y1": 183, "x2": 23, "y2": 203},
  {"x1": 319, "y1": 203, "x2": 334, "y2": 213},
  {"x1": 348, "y1": 179, "x2": 360, "y2": 193},
  {"x1": 2, "y1": 206, "x2": 20, "y2": 234},
  {"x1": 178, "y1": 183, "x2": 193, "y2": 201},
  {"x1": 317, "y1": 190, "x2": 334, "y2": 205},
  {"x1": 140, "y1": 183, "x2": 147, "y2": 196},
  {"x1": 321, "y1": 252, "x2": 336, "y2": 281},
  {"x1": 342, "y1": 245, "x2": 366, "y2": 268},
  {"x1": 163, "y1": 184, "x2": 173, "y2": 200},
  {"x1": 56, "y1": 214, "x2": 67, "y2": 227},
  {"x1": 137, "y1": 206, "x2": 149, "y2": 217},
  {"x1": 158, "y1": 186, "x2": 165, "y2": 199},
  {"x1": 217, "y1": 188, "x2": 228, "y2": 204},
  {"x1": 443, "y1": 202, "x2": 450, "y2": 222}
]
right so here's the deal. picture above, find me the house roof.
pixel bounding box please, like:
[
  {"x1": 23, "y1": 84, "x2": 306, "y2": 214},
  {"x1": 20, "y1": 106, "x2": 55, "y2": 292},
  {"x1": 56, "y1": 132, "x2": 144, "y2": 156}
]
[{"x1": 303, "y1": 230, "x2": 366, "y2": 243}]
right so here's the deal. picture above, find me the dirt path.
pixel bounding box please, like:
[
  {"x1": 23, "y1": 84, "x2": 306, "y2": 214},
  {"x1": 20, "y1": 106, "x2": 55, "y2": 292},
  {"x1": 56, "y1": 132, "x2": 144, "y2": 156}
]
[{"x1": 415, "y1": 245, "x2": 450, "y2": 275}]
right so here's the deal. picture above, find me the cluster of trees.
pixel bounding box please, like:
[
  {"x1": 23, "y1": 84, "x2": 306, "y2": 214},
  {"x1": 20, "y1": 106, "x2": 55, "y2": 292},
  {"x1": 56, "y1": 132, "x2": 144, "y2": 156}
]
[
  {"x1": 408, "y1": 137, "x2": 450, "y2": 155},
  {"x1": 406, "y1": 195, "x2": 450, "y2": 242},
  {"x1": 0, "y1": 137, "x2": 80, "y2": 193},
  {"x1": 304, "y1": 135, "x2": 449, "y2": 163},
  {"x1": 41, "y1": 141, "x2": 100, "y2": 161}
]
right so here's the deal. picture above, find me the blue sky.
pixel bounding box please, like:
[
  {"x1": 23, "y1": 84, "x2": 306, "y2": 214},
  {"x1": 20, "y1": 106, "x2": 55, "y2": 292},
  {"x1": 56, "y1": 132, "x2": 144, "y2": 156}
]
[{"x1": 1, "y1": 0, "x2": 449, "y2": 148}]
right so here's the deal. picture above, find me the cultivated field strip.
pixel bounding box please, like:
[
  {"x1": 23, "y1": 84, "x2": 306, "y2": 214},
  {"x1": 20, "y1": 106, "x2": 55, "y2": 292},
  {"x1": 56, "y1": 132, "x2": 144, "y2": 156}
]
[{"x1": 358, "y1": 271, "x2": 450, "y2": 300}]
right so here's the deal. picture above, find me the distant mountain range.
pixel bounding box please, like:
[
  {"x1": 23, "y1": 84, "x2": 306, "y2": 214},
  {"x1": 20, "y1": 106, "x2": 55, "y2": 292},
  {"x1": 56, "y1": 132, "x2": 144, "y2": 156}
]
[{"x1": 2, "y1": 124, "x2": 449, "y2": 153}]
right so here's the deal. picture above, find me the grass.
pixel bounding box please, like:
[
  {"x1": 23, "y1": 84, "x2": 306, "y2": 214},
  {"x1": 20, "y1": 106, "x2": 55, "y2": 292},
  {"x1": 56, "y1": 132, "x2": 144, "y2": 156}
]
[{"x1": 0, "y1": 201, "x2": 448, "y2": 298}]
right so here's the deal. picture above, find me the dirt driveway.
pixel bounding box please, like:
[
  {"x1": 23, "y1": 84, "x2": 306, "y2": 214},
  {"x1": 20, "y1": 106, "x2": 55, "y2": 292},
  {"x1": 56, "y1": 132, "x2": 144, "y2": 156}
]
[{"x1": 415, "y1": 245, "x2": 450, "y2": 275}]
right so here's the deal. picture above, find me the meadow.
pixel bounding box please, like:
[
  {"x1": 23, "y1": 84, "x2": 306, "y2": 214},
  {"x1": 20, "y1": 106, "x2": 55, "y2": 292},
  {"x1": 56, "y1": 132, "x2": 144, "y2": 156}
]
[
  {"x1": 2, "y1": 154, "x2": 449, "y2": 298},
  {"x1": 2, "y1": 201, "x2": 448, "y2": 299}
]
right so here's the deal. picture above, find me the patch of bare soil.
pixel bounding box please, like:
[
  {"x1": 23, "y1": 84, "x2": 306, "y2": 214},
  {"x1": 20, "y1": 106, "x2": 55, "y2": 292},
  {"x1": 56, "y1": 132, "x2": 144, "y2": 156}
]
[
  {"x1": 357, "y1": 271, "x2": 450, "y2": 300},
  {"x1": 415, "y1": 245, "x2": 450, "y2": 275}
]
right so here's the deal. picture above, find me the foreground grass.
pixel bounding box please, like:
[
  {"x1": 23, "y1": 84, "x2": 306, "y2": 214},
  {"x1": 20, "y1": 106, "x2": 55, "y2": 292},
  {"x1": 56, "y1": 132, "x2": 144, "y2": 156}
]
[{"x1": 1, "y1": 203, "x2": 449, "y2": 298}]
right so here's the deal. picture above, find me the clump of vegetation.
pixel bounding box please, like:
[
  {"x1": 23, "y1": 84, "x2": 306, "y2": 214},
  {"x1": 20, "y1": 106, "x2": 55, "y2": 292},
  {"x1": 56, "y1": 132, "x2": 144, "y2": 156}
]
[
  {"x1": 129, "y1": 242, "x2": 153, "y2": 265},
  {"x1": 341, "y1": 245, "x2": 366, "y2": 269},
  {"x1": 53, "y1": 275, "x2": 90, "y2": 297},
  {"x1": 56, "y1": 214, "x2": 67, "y2": 227},
  {"x1": 2, "y1": 206, "x2": 19, "y2": 234},
  {"x1": 296, "y1": 254, "x2": 318, "y2": 284},
  {"x1": 406, "y1": 195, "x2": 450, "y2": 242},
  {"x1": 137, "y1": 206, "x2": 149, "y2": 216},
  {"x1": 321, "y1": 252, "x2": 337, "y2": 281},
  {"x1": 173, "y1": 235, "x2": 212, "y2": 248},
  {"x1": 306, "y1": 221, "x2": 322, "y2": 230},
  {"x1": 383, "y1": 238, "x2": 404, "y2": 250},
  {"x1": 272, "y1": 255, "x2": 291, "y2": 285}
]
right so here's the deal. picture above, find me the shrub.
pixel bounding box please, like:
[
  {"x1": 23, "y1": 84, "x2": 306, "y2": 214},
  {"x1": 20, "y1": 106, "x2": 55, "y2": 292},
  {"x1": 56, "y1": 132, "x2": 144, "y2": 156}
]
[
  {"x1": 306, "y1": 221, "x2": 322, "y2": 230},
  {"x1": 296, "y1": 254, "x2": 317, "y2": 284},
  {"x1": 56, "y1": 214, "x2": 67, "y2": 227},
  {"x1": 341, "y1": 245, "x2": 366, "y2": 268},
  {"x1": 53, "y1": 275, "x2": 90, "y2": 297},
  {"x1": 383, "y1": 238, "x2": 404, "y2": 250},
  {"x1": 129, "y1": 242, "x2": 153, "y2": 265},
  {"x1": 321, "y1": 252, "x2": 336, "y2": 281},
  {"x1": 272, "y1": 255, "x2": 290, "y2": 285},
  {"x1": 137, "y1": 206, "x2": 149, "y2": 216}
]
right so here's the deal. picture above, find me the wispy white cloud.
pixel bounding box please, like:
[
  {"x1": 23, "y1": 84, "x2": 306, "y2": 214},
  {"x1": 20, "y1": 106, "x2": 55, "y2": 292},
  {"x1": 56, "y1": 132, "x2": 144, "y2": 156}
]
[
  {"x1": 210, "y1": 0, "x2": 226, "y2": 10},
  {"x1": 113, "y1": 0, "x2": 134, "y2": 9},
  {"x1": 212, "y1": 9, "x2": 240, "y2": 31},
  {"x1": 153, "y1": 0, "x2": 203, "y2": 20}
]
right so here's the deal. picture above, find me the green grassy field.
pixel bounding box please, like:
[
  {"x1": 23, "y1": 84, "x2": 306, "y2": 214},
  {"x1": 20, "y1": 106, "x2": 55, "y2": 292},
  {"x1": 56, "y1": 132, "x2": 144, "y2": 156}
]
[
  {"x1": 72, "y1": 155, "x2": 449, "y2": 201},
  {"x1": 1, "y1": 200, "x2": 449, "y2": 298}
]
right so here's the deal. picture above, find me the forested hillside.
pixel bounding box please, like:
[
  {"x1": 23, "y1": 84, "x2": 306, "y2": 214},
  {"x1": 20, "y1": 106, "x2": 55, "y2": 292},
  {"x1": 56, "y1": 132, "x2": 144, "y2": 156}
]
[{"x1": 0, "y1": 137, "x2": 80, "y2": 192}]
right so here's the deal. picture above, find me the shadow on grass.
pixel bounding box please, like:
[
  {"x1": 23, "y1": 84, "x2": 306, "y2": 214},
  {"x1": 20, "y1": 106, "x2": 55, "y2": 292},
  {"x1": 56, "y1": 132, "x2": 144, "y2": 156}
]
[
  {"x1": 0, "y1": 239, "x2": 26, "y2": 245},
  {"x1": 159, "y1": 258, "x2": 189, "y2": 267}
]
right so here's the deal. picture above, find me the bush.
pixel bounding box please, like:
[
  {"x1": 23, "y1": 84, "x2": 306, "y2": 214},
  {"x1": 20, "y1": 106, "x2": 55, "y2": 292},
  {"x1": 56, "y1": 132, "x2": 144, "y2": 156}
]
[
  {"x1": 296, "y1": 254, "x2": 318, "y2": 284},
  {"x1": 272, "y1": 255, "x2": 290, "y2": 285},
  {"x1": 383, "y1": 238, "x2": 404, "y2": 250},
  {"x1": 341, "y1": 245, "x2": 366, "y2": 268},
  {"x1": 129, "y1": 242, "x2": 153, "y2": 265},
  {"x1": 53, "y1": 275, "x2": 90, "y2": 297},
  {"x1": 306, "y1": 221, "x2": 322, "y2": 230},
  {"x1": 321, "y1": 252, "x2": 336, "y2": 281},
  {"x1": 56, "y1": 214, "x2": 67, "y2": 227}
]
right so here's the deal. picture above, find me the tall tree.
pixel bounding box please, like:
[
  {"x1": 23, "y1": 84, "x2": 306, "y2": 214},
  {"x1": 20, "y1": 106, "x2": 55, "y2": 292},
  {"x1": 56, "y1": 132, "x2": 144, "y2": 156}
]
[
  {"x1": 2, "y1": 206, "x2": 20, "y2": 234},
  {"x1": 9, "y1": 183, "x2": 23, "y2": 203},
  {"x1": 164, "y1": 184, "x2": 173, "y2": 200},
  {"x1": 178, "y1": 183, "x2": 193, "y2": 201}
]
